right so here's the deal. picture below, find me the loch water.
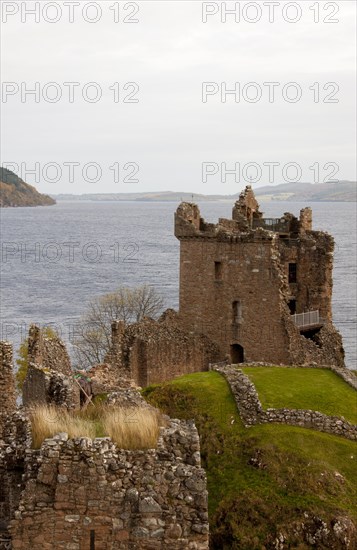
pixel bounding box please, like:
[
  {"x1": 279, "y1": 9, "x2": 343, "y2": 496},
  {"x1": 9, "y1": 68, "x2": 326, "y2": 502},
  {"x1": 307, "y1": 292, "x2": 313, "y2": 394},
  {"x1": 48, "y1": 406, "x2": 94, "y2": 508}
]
[{"x1": 0, "y1": 200, "x2": 356, "y2": 368}]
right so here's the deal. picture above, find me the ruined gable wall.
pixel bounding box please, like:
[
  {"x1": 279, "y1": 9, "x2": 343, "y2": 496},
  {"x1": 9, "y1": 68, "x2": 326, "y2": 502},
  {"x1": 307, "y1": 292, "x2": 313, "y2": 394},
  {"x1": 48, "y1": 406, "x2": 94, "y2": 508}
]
[
  {"x1": 178, "y1": 237, "x2": 291, "y2": 364},
  {"x1": 22, "y1": 327, "x2": 79, "y2": 409},
  {"x1": 10, "y1": 421, "x2": 209, "y2": 550},
  {"x1": 28, "y1": 325, "x2": 71, "y2": 375},
  {"x1": 232, "y1": 185, "x2": 262, "y2": 227}
]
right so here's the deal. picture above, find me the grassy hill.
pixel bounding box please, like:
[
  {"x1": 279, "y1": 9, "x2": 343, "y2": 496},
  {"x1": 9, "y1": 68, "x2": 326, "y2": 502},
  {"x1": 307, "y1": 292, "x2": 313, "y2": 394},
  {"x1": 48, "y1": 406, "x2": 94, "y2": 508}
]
[
  {"x1": 143, "y1": 371, "x2": 357, "y2": 549},
  {"x1": 0, "y1": 167, "x2": 56, "y2": 207},
  {"x1": 242, "y1": 367, "x2": 357, "y2": 424}
]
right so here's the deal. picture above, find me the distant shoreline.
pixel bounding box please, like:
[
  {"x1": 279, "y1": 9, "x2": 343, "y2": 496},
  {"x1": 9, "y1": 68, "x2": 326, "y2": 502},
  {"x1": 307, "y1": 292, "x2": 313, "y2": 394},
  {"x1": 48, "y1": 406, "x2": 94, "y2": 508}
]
[{"x1": 51, "y1": 181, "x2": 356, "y2": 203}]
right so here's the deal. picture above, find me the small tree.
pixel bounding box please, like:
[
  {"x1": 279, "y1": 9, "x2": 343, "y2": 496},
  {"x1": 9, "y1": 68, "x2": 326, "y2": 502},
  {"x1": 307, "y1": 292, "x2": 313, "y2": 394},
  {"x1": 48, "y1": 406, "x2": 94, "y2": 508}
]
[
  {"x1": 16, "y1": 326, "x2": 58, "y2": 390},
  {"x1": 73, "y1": 285, "x2": 164, "y2": 369}
]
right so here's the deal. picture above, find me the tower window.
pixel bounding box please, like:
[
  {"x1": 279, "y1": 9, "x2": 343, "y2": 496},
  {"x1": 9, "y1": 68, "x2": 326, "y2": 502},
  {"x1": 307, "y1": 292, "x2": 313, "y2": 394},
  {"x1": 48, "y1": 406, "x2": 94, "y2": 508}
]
[
  {"x1": 215, "y1": 261, "x2": 223, "y2": 280},
  {"x1": 232, "y1": 301, "x2": 242, "y2": 324},
  {"x1": 288, "y1": 263, "x2": 297, "y2": 284}
]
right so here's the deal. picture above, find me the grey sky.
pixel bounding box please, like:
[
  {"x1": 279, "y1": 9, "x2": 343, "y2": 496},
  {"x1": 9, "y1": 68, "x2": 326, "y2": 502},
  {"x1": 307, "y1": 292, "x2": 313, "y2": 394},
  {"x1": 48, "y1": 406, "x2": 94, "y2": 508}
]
[{"x1": 1, "y1": 0, "x2": 356, "y2": 194}]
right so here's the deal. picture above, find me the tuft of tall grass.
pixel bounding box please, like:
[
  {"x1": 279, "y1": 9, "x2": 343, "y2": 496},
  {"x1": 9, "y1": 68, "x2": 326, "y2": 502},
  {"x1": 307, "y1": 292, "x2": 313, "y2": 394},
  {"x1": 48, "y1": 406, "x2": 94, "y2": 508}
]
[
  {"x1": 102, "y1": 407, "x2": 161, "y2": 450},
  {"x1": 29, "y1": 404, "x2": 161, "y2": 450},
  {"x1": 30, "y1": 405, "x2": 97, "y2": 448}
]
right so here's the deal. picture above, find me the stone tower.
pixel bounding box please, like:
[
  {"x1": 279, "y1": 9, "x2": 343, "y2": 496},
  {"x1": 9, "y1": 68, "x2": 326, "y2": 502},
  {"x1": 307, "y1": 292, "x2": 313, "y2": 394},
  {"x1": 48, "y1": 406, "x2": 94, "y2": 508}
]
[{"x1": 175, "y1": 186, "x2": 344, "y2": 367}]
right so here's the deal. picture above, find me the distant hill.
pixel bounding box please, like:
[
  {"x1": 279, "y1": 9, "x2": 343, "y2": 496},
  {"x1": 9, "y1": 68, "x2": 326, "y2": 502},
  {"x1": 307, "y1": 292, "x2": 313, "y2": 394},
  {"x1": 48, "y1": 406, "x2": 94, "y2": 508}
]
[
  {"x1": 0, "y1": 167, "x2": 56, "y2": 207},
  {"x1": 52, "y1": 181, "x2": 356, "y2": 203}
]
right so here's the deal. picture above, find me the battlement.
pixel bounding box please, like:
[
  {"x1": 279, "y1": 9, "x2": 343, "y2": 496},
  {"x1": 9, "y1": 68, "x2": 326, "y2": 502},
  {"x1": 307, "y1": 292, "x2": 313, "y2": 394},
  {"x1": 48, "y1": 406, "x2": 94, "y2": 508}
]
[{"x1": 175, "y1": 186, "x2": 313, "y2": 241}]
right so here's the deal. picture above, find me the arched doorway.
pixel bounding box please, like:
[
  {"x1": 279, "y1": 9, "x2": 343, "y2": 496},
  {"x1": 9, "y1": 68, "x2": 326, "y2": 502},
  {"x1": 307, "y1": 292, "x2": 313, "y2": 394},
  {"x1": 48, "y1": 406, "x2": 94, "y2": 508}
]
[{"x1": 231, "y1": 344, "x2": 244, "y2": 364}]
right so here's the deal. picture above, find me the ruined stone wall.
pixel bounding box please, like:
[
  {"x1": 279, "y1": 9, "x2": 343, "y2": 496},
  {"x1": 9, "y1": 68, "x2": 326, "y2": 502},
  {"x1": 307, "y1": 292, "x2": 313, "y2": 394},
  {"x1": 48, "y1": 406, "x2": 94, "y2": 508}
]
[
  {"x1": 89, "y1": 363, "x2": 134, "y2": 395},
  {"x1": 215, "y1": 366, "x2": 357, "y2": 440},
  {"x1": 285, "y1": 317, "x2": 345, "y2": 368},
  {"x1": 22, "y1": 326, "x2": 80, "y2": 409},
  {"x1": 104, "y1": 321, "x2": 126, "y2": 375},
  {"x1": 177, "y1": 236, "x2": 291, "y2": 365},
  {"x1": 0, "y1": 343, "x2": 28, "y2": 543},
  {"x1": 0, "y1": 343, "x2": 17, "y2": 434},
  {"x1": 0, "y1": 411, "x2": 31, "y2": 543},
  {"x1": 232, "y1": 185, "x2": 262, "y2": 228},
  {"x1": 123, "y1": 318, "x2": 220, "y2": 388},
  {"x1": 299, "y1": 207, "x2": 312, "y2": 232},
  {"x1": 28, "y1": 325, "x2": 71, "y2": 375},
  {"x1": 279, "y1": 231, "x2": 334, "y2": 320},
  {"x1": 22, "y1": 364, "x2": 80, "y2": 410},
  {"x1": 10, "y1": 420, "x2": 209, "y2": 550}
]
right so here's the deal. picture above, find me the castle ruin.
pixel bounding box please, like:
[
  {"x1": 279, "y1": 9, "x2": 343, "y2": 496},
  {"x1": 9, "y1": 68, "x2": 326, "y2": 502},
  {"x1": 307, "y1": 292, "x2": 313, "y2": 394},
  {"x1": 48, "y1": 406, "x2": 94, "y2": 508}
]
[
  {"x1": 0, "y1": 185, "x2": 349, "y2": 548},
  {"x1": 175, "y1": 185, "x2": 344, "y2": 367}
]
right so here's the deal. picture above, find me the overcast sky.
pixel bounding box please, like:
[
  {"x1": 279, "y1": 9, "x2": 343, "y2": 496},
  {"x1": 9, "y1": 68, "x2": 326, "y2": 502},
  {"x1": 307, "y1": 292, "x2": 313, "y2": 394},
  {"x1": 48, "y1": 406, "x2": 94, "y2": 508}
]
[{"x1": 1, "y1": 0, "x2": 356, "y2": 194}]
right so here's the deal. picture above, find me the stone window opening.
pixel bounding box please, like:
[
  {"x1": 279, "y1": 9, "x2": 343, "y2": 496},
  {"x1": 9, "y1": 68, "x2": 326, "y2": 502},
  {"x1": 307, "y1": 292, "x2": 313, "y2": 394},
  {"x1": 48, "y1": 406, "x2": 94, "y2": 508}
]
[
  {"x1": 232, "y1": 301, "x2": 242, "y2": 324},
  {"x1": 288, "y1": 299, "x2": 297, "y2": 314},
  {"x1": 288, "y1": 263, "x2": 297, "y2": 284},
  {"x1": 90, "y1": 530, "x2": 95, "y2": 550},
  {"x1": 215, "y1": 261, "x2": 223, "y2": 281}
]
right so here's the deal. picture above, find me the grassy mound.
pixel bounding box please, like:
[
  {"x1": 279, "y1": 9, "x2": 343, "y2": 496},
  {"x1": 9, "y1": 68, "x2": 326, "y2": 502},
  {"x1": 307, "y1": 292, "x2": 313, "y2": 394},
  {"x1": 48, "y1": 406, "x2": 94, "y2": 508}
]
[
  {"x1": 143, "y1": 371, "x2": 357, "y2": 549},
  {"x1": 241, "y1": 367, "x2": 357, "y2": 424}
]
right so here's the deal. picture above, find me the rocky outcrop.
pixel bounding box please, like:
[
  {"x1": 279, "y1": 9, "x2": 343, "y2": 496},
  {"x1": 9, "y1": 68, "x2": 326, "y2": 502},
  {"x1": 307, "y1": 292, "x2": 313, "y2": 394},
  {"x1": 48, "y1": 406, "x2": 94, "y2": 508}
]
[{"x1": 0, "y1": 167, "x2": 55, "y2": 207}]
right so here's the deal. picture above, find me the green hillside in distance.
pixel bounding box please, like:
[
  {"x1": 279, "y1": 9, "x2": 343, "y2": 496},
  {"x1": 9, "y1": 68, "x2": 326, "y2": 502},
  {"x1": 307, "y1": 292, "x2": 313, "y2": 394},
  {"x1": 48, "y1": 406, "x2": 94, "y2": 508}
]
[{"x1": 0, "y1": 167, "x2": 56, "y2": 207}]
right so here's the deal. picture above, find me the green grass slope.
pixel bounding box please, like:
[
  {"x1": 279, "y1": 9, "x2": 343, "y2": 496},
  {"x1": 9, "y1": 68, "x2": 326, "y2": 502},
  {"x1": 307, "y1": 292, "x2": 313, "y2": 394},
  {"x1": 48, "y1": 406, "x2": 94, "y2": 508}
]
[
  {"x1": 143, "y1": 371, "x2": 357, "y2": 549},
  {"x1": 242, "y1": 367, "x2": 357, "y2": 424}
]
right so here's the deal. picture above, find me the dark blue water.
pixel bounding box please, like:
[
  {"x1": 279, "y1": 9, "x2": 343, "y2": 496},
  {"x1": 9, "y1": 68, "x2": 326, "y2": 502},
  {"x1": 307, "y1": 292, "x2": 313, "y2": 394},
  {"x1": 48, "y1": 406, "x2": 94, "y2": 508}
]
[{"x1": 0, "y1": 200, "x2": 356, "y2": 368}]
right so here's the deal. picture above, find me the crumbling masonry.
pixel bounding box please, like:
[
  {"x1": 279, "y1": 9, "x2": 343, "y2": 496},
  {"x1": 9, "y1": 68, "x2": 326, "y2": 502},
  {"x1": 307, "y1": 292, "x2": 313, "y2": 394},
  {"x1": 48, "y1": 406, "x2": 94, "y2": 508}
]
[{"x1": 0, "y1": 334, "x2": 209, "y2": 549}]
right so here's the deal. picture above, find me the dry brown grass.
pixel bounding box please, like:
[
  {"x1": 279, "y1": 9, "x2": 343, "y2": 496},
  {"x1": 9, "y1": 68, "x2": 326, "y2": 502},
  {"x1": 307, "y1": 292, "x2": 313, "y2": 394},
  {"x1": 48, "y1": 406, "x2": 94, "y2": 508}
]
[
  {"x1": 30, "y1": 405, "x2": 97, "y2": 448},
  {"x1": 102, "y1": 407, "x2": 161, "y2": 450},
  {"x1": 29, "y1": 404, "x2": 161, "y2": 450}
]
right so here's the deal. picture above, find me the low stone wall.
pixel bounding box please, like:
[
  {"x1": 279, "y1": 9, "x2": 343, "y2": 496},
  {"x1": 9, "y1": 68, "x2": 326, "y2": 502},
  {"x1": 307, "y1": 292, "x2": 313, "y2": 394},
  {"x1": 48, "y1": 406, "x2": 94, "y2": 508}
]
[
  {"x1": 226, "y1": 362, "x2": 357, "y2": 391},
  {"x1": 9, "y1": 418, "x2": 209, "y2": 550},
  {"x1": 215, "y1": 366, "x2": 357, "y2": 441}
]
